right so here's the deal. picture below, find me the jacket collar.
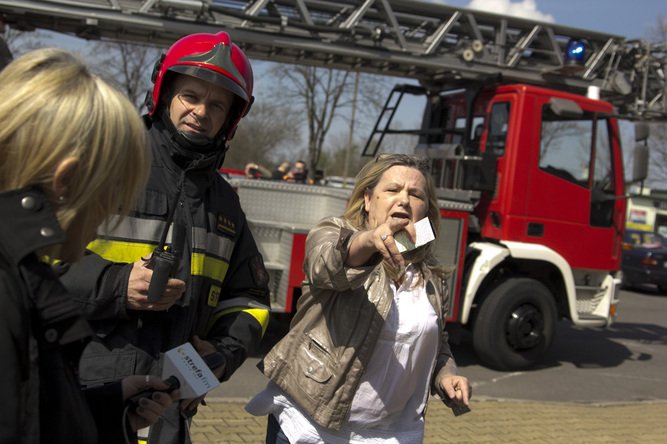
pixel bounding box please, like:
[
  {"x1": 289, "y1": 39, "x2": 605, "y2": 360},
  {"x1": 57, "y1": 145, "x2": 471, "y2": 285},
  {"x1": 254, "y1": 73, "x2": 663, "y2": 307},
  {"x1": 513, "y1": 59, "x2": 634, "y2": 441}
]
[
  {"x1": 0, "y1": 187, "x2": 66, "y2": 265},
  {"x1": 150, "y1": 115, "x2": 223, "y2": 173}
]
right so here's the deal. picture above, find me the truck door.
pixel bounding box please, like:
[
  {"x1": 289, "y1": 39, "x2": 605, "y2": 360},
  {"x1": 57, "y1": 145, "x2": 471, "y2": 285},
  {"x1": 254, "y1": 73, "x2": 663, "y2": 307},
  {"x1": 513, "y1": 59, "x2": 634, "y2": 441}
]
[{"x1": 524, "y1": 98, "x2": 623, "y2": 271}]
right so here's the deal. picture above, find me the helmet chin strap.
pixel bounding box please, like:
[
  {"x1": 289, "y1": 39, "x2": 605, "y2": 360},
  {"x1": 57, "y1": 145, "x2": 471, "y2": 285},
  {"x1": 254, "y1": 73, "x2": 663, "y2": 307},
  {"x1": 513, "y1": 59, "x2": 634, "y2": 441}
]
[
  {"x1": 178, "y1": 130, "x2": 215, "y2": 149},
  {"x1": 160, "y1": 108, "x2": 227, "y2": 156}
]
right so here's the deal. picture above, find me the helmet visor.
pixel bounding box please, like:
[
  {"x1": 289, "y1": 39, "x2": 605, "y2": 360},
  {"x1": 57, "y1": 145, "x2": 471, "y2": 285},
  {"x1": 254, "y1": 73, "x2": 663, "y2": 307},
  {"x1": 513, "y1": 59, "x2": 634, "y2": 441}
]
[{"x1": 168, "y1": 64, "x2": 250, "y2": 104}]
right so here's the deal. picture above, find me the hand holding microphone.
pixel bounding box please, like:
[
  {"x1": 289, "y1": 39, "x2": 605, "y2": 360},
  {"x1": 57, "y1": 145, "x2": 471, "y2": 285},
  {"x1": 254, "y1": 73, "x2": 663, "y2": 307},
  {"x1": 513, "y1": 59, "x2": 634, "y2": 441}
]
[{"x1": 122, "y1": 375, "x2": 181, "y2": 432}]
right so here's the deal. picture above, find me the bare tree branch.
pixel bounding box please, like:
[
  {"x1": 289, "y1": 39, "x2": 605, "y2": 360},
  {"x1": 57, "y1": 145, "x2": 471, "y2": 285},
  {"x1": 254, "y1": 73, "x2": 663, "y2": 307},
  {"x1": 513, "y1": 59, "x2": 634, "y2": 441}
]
[
  {"x1": 645, "y1": 16, "x2": 667, "y2": 187},
  {"x1": 225, "y1": 101, "x2": 302, "y2": 171},
  {"x1": 268, "y1": 63, "x2": 392, "y2": 175},
  {"x1": 86, "y1": 41, "x2": 161, "y2": 110}
]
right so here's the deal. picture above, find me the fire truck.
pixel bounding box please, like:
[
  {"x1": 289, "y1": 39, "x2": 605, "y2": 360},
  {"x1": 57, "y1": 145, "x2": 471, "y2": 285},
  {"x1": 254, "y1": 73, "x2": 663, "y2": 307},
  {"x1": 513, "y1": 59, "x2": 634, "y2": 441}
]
[{"x1": 3, "y1": 0, "x2": 666, "y2": 370}]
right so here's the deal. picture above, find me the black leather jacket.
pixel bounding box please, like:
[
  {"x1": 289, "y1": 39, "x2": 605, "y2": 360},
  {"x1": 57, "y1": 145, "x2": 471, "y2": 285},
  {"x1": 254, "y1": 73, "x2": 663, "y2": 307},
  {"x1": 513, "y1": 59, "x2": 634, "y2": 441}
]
[{"x1": 0, "y1": 188, "x2": 126, "y2": 444}]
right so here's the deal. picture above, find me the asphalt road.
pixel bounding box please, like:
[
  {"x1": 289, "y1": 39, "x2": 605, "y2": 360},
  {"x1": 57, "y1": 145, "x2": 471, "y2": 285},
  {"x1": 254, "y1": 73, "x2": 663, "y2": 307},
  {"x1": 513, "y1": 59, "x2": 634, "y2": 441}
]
[{"x1": 213, "y1": 286, "x2": 667, "y2": 404}]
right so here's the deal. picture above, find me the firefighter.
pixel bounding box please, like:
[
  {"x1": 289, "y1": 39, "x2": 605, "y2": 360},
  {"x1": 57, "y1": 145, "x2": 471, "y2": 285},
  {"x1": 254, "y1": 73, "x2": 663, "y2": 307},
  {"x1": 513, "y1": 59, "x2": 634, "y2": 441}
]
[{"x1": 61, "y1": 32, "x2": 271, "y2": 444}]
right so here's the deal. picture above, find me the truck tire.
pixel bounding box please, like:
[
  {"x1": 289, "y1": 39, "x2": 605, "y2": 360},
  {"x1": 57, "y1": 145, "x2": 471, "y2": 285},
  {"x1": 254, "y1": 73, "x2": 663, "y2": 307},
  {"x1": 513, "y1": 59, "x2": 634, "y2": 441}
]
[{"x1": 472, "y1": 278, "x2": 557, "y2": 370}]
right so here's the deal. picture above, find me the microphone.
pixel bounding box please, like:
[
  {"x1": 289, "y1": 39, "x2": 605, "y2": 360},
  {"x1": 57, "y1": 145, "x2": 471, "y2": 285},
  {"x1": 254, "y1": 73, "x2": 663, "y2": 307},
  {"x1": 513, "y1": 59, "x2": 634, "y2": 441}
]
[{"x1": 161, "y1": 342, "x2": 220, "y2": 399}]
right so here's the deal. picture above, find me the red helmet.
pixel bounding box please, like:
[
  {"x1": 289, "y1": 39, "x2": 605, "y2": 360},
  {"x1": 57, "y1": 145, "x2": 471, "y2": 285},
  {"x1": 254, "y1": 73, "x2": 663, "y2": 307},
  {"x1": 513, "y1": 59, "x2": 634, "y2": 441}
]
[{"x1": 146, "y1": 31, "x2": 254, "y2": 140}]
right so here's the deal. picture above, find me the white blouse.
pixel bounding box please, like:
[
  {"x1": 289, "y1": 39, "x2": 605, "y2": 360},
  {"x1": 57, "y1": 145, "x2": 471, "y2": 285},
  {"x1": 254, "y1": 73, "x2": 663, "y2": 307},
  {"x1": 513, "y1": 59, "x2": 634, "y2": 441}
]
[{"x1": 246, "y1": 264, "x2": 440, "y2": 443}]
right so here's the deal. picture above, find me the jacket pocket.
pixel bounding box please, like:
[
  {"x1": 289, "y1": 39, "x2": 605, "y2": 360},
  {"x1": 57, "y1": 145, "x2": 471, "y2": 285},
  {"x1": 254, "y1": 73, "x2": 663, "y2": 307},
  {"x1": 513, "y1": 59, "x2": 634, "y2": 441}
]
[
  {"x1": 140, "y1": 188, "x2": 169, "y2": 217},
  {"x1": 298, "y1": 334, "x2": 334, "y2": 384},
  {"x1": 78, "y1": 340, "x2": 137, "y2": 385}
]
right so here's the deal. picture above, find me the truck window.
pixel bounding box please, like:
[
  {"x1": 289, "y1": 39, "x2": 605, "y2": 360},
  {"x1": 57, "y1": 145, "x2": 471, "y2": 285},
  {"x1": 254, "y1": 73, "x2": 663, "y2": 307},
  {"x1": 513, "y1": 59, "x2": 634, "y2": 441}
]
[
  {"x1": 592, "y1": 118, "x2": 614, "y2": 193},
  {"x1": 487, "y1": 102, "x2": 509, "y2": 155},
  {"x1": 539, "y1": 106, "x2": 593, "y2": 186},
  {"x1": 452, "y1": 116, "x2": 484, "y2": 146},
  {"x1": 590, "y1": 117, "x2": 616, "y2": 227}
]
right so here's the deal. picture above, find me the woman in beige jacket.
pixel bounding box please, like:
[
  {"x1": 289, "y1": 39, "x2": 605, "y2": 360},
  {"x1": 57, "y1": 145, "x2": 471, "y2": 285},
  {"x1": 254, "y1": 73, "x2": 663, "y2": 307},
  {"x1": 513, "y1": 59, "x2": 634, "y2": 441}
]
[{"x1": 247, "y1": 153, "x2": 471, "y2": 443}]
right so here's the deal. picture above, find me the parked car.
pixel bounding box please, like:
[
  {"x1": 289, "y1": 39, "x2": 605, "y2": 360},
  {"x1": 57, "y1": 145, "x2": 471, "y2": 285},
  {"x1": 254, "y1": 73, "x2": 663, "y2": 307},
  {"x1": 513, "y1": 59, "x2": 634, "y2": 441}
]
[{"x1": 621, "y1": 229, "x2": 667, "y2": 293}]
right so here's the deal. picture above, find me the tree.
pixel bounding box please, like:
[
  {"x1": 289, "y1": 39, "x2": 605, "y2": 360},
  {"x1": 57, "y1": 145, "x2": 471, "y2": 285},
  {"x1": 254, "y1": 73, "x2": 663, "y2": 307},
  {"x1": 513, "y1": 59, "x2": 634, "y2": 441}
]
[
  {"x1": 87, "y1": 41, "x2": 161, "y2": 110},
  {"x1": 1, "y1": 26, "x2": 48, "y2": 58},
  {"x1": 645, "y1": 15, "x2": 667, "y2": 188},
  {"x1": 268, "y1": 63, "x2": 391, "y2": 175},
  {"x1": 225, "y1": 101, "x2": 302, "y2": 171},
  {"x1": 316, "y1": 132, "x2": 367, "y2": 178},
  {"x1": 648, "y1": 123, "x2": 667, "y2": 186},
  {"x1": 268, "y1": 64, "x2": 349, "y2": 175}
]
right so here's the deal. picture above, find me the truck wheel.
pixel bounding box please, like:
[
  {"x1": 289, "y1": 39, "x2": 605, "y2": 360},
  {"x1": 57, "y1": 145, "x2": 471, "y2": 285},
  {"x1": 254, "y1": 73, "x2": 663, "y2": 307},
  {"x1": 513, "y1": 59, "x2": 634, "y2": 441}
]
[{"x1": 472, "y1": 278, "x2": 557, "y2": 370}]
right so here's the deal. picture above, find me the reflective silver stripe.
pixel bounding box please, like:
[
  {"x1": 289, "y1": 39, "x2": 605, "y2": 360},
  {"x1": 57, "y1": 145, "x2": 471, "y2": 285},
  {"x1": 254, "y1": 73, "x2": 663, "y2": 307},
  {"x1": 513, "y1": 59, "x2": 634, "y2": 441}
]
[
  {"x1": 192, "y1": 227, "x2": 234, "y2": 261},
  {"x1": 98, "y1": 215, "x2": 167, "y2": 243},
  {"x1": 213, "y1": 296, "x2": 271, "y2": 312}
]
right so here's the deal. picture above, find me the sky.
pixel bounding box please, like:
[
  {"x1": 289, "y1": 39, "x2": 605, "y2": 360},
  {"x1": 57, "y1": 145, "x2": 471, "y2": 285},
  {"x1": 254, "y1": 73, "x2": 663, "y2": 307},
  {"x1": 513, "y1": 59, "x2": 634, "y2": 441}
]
[
  {"x1": 29, "y1": 0, "x2": 667, "y2": 160},
  {"x1": 42, "y1": 0, "x2": 667, "y2": 94},
  {"x1": 376, "y1": 0, "x2": 667, "y2": 153},
  {"x1": 441, "y1": 0, "x2": 665, "y2": 38}
]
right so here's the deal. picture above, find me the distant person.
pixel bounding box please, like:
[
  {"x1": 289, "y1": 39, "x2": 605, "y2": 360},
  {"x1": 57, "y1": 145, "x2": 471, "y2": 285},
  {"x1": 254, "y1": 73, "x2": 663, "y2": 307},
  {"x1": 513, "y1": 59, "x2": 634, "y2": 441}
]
[
  {"x1": 271, "y1": 161, "x2": 291, "y2": 180},
  {"x1": 247, "y1": 153, "x2": 471, "y2": 443},
  {"x1": 245, "y1": 162, "x2": 272, "y2": 179},
  {"x1": 286, "y1": 159, "x2": 308, "y2": 183},
  {"x1": 60, "y1": 32, "x2": 271, "y2": 444},
  {"x1": 0, "y1": 48, "x2": 176, "y2": 444}
]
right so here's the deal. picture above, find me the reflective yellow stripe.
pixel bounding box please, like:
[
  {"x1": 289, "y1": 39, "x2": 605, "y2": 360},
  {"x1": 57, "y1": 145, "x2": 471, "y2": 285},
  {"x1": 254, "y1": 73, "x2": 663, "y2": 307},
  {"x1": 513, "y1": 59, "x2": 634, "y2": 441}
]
[
  {"x1": 246, "y1": 308, "x2": 270, "y2": 336},
  {"x1": 88, "y1": 239, "x2": 155, "y2": 263},
  {"x1": 40, "y1": 256, "x2": 60, "y2": 265},
  {"x1": 208, "y1": 307, "x2": 270, "y2": 336},
  {"x1": 191, "y1": 252, "x2": 228, "y2": 281},
  {"x1": 88, "y1": 241, "x2": 230, "y2": 282}
]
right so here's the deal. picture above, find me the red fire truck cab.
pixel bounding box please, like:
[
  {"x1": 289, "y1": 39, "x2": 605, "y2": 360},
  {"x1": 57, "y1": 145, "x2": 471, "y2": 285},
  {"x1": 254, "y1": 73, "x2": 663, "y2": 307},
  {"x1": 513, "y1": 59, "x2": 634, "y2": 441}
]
[{"x1": 404, "y1": 82, "x2": 644, "y2": 369}]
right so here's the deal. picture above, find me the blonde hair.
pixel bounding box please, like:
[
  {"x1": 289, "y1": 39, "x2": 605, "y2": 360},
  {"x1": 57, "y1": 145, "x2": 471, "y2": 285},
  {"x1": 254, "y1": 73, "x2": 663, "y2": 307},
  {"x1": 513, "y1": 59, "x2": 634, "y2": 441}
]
[
  {"x1": 0, "y1": 48, "x2": 150, "y2": 237},
  {"x1": 343, "y1": 153, "x2": 444, "y2": 278}
]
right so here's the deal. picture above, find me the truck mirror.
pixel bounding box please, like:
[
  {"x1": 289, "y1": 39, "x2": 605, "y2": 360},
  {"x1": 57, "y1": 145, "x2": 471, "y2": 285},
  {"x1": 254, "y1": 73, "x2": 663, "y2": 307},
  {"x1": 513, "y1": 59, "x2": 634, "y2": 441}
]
[
  {"x1": 634, "y1": 122, "x2": 650, "y2": 142},
  {"x1": 549, "y1": 98, "x2": 583, "y2": 118},
  {"x1": 632, "y1": 143, "x2": 649, "y2": 183}
]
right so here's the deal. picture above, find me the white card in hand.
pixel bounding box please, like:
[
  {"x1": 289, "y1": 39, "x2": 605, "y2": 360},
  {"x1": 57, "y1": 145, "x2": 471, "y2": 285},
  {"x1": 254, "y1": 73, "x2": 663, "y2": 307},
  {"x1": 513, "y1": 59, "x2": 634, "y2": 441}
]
[{"x1": 394, "y1": 217, "x2": 436, "y2": 253}]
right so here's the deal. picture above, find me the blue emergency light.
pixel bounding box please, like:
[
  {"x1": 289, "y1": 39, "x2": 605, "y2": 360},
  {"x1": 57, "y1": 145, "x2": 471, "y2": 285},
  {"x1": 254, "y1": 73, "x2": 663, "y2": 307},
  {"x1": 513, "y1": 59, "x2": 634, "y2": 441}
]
[{"x1": 565, "y1": 39, "x2": 585, "y2": 65}]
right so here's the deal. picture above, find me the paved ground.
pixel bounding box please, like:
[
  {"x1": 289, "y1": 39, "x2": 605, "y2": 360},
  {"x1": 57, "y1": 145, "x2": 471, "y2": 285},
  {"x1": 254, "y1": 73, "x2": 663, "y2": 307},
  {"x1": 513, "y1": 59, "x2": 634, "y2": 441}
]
[
  {"x1": 188, "y1": 288, "x2": 667, "y2": 443},
  {"x1": 191, "y1": 397, "x2": 667, "y2": 443}
]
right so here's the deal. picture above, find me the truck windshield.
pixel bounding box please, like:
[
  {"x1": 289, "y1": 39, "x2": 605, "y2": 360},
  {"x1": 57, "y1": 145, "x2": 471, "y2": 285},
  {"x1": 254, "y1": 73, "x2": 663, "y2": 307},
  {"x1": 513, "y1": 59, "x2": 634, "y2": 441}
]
[{"x1": 539, "y1": 106, "x2": 614, "y2": 194}]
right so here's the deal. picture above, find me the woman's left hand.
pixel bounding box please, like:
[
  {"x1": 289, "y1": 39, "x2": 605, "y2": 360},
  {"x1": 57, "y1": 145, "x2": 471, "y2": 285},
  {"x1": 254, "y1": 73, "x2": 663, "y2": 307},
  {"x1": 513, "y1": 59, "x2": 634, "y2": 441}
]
[{"x1": 438, "y1": 374, "x2": 472, "y2": 407}]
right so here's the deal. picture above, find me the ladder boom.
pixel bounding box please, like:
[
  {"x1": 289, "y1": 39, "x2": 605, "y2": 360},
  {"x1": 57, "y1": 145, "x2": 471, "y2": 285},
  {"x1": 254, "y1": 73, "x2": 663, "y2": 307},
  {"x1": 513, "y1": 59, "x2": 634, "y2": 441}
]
[{"x1": 1, "y1": 0, "x2": 665, "y2": 119}]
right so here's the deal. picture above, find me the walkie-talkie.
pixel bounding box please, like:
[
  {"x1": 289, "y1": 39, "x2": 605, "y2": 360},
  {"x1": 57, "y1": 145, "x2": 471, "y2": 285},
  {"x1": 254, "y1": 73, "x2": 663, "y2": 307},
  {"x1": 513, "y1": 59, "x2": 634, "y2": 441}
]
[{"x1": 146, "y1": 222, "x2": 186, "y2": 303}]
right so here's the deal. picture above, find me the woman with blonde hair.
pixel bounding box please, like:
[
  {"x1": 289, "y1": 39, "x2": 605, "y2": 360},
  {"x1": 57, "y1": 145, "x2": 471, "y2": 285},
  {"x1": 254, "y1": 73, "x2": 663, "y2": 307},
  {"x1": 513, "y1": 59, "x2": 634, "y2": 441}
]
[
  {"x1": 248, "y1": 153, "x2": 471, "y2": 443},
  {"x1": 0, "y1": 48, "x2": 177, "y2": 443}
]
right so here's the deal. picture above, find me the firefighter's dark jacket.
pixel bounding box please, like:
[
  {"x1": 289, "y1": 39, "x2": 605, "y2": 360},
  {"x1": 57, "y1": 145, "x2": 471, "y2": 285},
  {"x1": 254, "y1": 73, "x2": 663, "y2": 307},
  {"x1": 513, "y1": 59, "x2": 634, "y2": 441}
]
[
  {"x1": 0, "y1": 188, "x2": 129, "y2": 444},
  {"x1": 61, "y1": 118, "x2": 271, "y2": 387}
]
